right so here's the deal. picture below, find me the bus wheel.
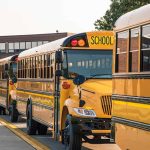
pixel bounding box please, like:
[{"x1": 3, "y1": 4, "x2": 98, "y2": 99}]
[
  {"x1": 26, "y1": 109, "x2": 37, "y2": 135},
  {"x1": 64, "y1": 120, "x2": 82, "y2": 150},
  {"x1": 37, "y1": 123, "x2": 48, "y2": 135},
  {"x1": 10, "y1": 105, "x2": 18, "y2": 122}
]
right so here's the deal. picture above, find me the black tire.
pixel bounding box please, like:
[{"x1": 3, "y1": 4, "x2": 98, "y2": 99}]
[
  {"x1": 61, "y1": 129, "x2": 65, "y2": 144},
  {"x1": 37, "y1": 123, "x2": 48, "y2": 135},
  {"x1": 26, "y1": 107, "x2": 37, "y2": 135},
  {"x1": 10, "y1": 105, "x2": 18, "y2": 122},
  {"x1": 0, "y1": 107, "x2": 2, "y2": 115},
  {"x1": 0, "y1": 107, "x2": 6, "y2": 115},
  {"x1": 64, "y1": 121, "x2": 82, "y2": 150}
]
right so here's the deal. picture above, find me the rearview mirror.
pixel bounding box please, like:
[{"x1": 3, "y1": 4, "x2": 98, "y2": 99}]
[
  {"x1": 55, "y1": 51, "x2": 63, "y2": 63},
  {"x1": 73, "y1": 75, "x2": 85, "y2": 85},
  {"x1": 5, "y1": 64, "x2": 8, "y2": 71}
]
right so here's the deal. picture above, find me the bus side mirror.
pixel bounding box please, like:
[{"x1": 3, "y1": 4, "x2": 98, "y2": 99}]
[
  {"x1": 11, "y1": 76, "x2": 17, "y2": 84},
  {"x1": 55, "y1": 51, "x2": 63, "y2": 63},
  {"x1": 73, "y1": 75, "x2": 86, "y2": 85},
  {"x1": 5, "y1": 64, "x2": 8, "y2": 71}
]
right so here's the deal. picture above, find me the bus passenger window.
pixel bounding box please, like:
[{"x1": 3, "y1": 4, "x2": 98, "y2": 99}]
[
  {"x1": 44, "y1": 55, "x2": 47, "y2": 78},
  {"x1": 141, "y1": 24, "x2": 150, "y2": 71},
  {"x1": 47, "y1": 54, "x2": 50, "y2": 78},
  {"x1": 129, "y1": 27, "x2": 139, "y2": 72},
  {"x1": 116, "y1": 31, "x2": 128, "y2": 73}
]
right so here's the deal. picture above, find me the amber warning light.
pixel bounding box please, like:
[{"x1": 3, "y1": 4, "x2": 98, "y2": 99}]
[{"x1": 71, "y1": 39, "x2": 85, "y2": 47}]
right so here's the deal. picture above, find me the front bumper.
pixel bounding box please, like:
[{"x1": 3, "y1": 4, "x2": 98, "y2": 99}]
[
  {"x1": 68, "y1": 116, "x2": 111, "y2": 134},
  {"x1": 67, "y1": 116, "x2": 115, "y2": 144}
]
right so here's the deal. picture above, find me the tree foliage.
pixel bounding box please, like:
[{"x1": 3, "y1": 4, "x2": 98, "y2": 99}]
[{"x1": 94, "y1": 0, "x2": 150, "y2": 30}]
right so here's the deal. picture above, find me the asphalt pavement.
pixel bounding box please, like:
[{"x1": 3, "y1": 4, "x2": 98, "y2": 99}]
[
  {"x1": 0, "y1": 115, "x2": 121, "y2": 150},
  {"x1": 0, "y1": 121, "x2": 35, "y2": 150}
]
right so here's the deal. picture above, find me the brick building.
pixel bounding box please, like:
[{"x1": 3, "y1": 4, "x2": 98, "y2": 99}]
[{"x1": 0, "y1": 32, "x2": 71, "y2": 59}]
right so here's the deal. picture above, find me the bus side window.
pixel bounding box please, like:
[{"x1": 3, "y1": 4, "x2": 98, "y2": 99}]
[
  {"x1": 47, "y1": 54, "x2": 50, "y2": 78},
  {"x1": 50, "y1": 53, "x2": 54, "y2": 78},
  {"x1": 141, "y1": 24, "x2": 150, "y2": 71},
  {"x1": 35, "y1": 56, "x2": 38, "y2": 78},
  {"x1": 25, "y1": 59, "x2": 28, "y2": 78},
  {"x1": 116, "y1": 30, "x2": 129, "y2": 73},
  {"x1": 41, "y1": 55, "x2": 44, "y2": 78},
  {"x1": 38, "y1": 55, "x2": 41, "y2": 78},
  {"x1": 44, "y1": 54, "x2": 47, "y2": 78},
  {"x1": 129, "y1": 27, "x2": 139, "y2": 72},
  {"x1": 0, "y1": 65, "x2": 1, "y2": 79}
]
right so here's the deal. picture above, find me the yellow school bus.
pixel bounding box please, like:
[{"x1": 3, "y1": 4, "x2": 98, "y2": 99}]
[
  {"x1": 14, "y1": 31, "x2": 114, "y2": 149},
  {"x1": 0, "y1": 55, "x2": 18, "y2": 119},
  {"x1": 113, "y1": 4, "x2": 150, "y2": 150}
]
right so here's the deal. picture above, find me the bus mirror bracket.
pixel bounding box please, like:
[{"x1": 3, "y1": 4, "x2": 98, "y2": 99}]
[
  {"x1": 55, "y1": 70, "x2": 62, "y2": 77},
  {"x1": 55, "y1": 51, "x2": 63, "y2": 63}
]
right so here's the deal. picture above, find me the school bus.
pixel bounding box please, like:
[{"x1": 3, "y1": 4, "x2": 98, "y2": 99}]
[
  {"x1": 113, "y1": 4, "x2": 150, "y2": 150},
  {"x1": 0, "y1": 55, "x2": 18, "y2": 119},
  {"x1": 13, "y1": 31, "x2": 114, "y2": 149}
]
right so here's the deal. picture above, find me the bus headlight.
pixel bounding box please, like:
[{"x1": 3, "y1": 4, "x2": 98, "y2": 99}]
[{"x1": 73, "y1": 108, "x2": 96, "y2": 117}]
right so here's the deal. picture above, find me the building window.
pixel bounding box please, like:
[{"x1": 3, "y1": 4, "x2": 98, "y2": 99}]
[
  {"x1": 38, "y1": 41, "x2": 42, "y2": 46},
  {"x1": 14, "y1": 42, "x2": 19, "y2": 49},
  {"x1": 20, "y1": 42, "x2": 25, "y2": 49},
  {"x1": 0, "y1": 43, "x2": 5, "y2": 53},
  {"x1": 0, "y1": 50, "x2": 5, "y2": 53},
  {"x1": 9, "y1": 49, "x2": 15, "y2": 53},
  {"x1": 26, "y1": 42, "x2": 31, "y2": 49},
  {"x1": 141, "y1": 24, "x2": 150, "y2": 71},
  {"x1": 9, "y1": 43, "x2": 14, "y2": 49},
  {"x1": 43, "y1": 41, "x2": 49, "y2": 44},
  {"x1": 116, "y1": 30, "x2": 129, "y2": 72},
  {"x1": 129, "y1": 27, "x2": 139, "y2": 72},
  {"x1": 32, "y1": 42, "x2": 37, "y2": 48},
  {"x1": 0, "y1": 43, "x2": 5, "y2": 49}
]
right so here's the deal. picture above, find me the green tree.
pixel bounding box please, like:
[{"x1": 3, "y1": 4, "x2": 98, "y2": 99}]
[{"x1": 94, "y1": 0, "x2": 150, "y2": 30}]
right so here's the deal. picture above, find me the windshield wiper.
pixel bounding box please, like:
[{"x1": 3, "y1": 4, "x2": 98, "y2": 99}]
[{"x1": 85, "y1": 74, "x2": 111, "y2": 81}]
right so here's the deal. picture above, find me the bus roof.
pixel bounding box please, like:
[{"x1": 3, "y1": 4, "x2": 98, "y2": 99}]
[
  {"x1": 18, "y1": 37, "x2": 68, "y2": 59},
  {"x1": 114, "y1": 4, "x2": 150, "y2": 31},
  {"x1": 18, "y1": 31, "x2": 114, "y2": 59},
  {"x1": 0, "y1": 55, "x2": 18, "y2": 64}
]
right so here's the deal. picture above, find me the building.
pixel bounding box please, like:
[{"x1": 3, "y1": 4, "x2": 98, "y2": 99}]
[{"x1": 0, "y1": 32, "x2": 71, "y2": 59}]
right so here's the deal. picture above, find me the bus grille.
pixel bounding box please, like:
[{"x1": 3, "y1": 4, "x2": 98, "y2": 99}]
[{"x1": 100, "y1": 96, "x2": 112, "y2": 115}]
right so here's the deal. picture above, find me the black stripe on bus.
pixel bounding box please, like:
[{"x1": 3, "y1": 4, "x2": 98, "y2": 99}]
[
  {"x1": 82, "y1": 88, "x2": 95, "y2": 94},
  {"x1": 112, "y1": 116, "x2": 150, "y2": 131},
  {"x1": 16, "y1": 98, "x2": 53, "y2": 110},
  {"x1": 32, "y1": 102, "x2": 53, "y2": 111},
  {"x1": 18, "y1": 78, "x2": 54, "y2": 82},
  {"x1": 0, "y1": 86, "x2": 7, "y2": 90},
  {"x1": 113, "y1": 73, "x2": 150, "y2": 79},
  {"x1": 112, "y1": 94, "x2": 150, "y2": 105},
  {"x1": 0, "y1": 79, "x2": 7, "y2": 81},
  {"x1": 17, "y1": 88, "x2": 54, "y2": 96}
]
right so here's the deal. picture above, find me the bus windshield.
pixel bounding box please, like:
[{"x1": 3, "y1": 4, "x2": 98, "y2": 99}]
[{"x1": 63, "y1": 50, "x2": 112, "y2": 79}]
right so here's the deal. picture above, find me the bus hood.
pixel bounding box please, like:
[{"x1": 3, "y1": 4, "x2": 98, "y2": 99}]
[{"x1": 80, "y1": 79, "x2": 112, "y2": 96}]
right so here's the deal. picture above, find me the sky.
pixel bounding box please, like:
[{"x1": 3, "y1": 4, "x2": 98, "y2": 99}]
[{"x1": 0, "y1": 0, "x2": 111, "y2": 36}]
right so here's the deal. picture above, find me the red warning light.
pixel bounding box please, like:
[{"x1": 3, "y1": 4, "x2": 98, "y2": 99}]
[{"x1": 71, "y1": 39, "x2": 78, "y2": 47}]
